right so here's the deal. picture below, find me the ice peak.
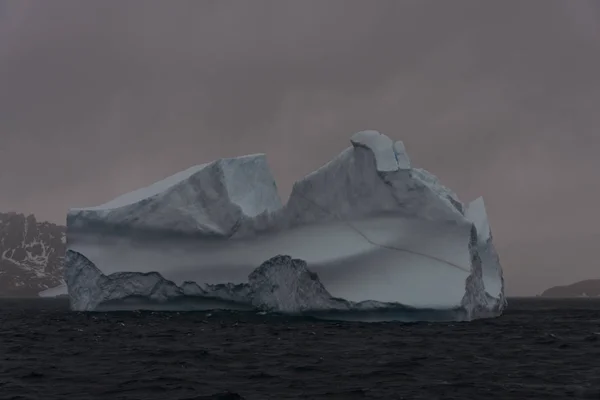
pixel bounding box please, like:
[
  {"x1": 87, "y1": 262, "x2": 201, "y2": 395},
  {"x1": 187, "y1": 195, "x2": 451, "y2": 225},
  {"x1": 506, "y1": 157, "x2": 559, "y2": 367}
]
[
  {"x1": 393, "y1": 140, "x2": 411, "y2": 170},
  {"x1": 350, "y1": 130, "x2": 400, "y2": 172},
  {"x1": 465, "y1": 197, "x2": 491, "y2": 243}
]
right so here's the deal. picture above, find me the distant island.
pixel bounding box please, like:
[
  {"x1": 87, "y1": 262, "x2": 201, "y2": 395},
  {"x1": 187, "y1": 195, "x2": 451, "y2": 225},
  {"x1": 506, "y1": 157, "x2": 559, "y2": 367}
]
[{"x1": 541, "y1": 279, "x2": 600, "y2": 298}]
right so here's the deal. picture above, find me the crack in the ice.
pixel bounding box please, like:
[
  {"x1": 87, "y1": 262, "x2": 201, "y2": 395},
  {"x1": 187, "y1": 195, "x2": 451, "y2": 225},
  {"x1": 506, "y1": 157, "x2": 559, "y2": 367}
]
[{"x1": 293, "y1": 190, "x2": 471, "y2": 273}]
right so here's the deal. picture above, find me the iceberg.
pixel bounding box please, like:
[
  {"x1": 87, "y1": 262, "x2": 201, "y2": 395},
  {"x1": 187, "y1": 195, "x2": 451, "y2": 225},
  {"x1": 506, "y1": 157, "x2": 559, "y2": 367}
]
[{"x1": 64, "y1": 130, "x2": 506, "y2": 321}]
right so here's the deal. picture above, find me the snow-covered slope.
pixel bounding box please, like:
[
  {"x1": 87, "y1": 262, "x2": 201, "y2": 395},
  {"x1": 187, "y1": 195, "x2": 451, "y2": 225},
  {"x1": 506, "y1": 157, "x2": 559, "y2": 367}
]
[
  {"x1": 64, "y1": 130, "x2": 506, "y2": 321},
  {"x1": 68, "y1": 154, "x2": 281, "y2": 236},
  {"x1": 0, "y1": 213, "x2": 66, "y2": 297}
]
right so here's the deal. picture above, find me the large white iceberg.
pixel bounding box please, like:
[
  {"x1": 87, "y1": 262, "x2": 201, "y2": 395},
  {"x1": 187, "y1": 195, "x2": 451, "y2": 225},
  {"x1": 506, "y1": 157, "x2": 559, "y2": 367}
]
[{"x1": 63, "y1": 130, "x2": 507, "y2": 321}]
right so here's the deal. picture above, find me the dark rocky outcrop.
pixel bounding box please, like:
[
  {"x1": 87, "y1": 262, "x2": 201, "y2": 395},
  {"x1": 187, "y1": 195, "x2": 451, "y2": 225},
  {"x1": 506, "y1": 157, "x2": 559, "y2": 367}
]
[{"x1": 0, "y1": 212, "x2": 65, "y2": 297}]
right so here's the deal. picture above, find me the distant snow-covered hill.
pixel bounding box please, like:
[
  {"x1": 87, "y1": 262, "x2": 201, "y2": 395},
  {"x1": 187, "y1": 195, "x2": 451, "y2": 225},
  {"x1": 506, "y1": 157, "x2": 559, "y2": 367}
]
[{"x1": 0, "y1": 212, "x2": 65, "y2": 297}]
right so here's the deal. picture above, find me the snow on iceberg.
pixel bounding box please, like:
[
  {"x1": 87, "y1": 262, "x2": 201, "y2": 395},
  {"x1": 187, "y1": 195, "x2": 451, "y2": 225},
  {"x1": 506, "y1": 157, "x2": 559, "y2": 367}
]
[
  {"x1": 64, "y1": 130, "x2": 506, "y2": 321},
  {"x1": 68, "y1": 154, "x2": 282, "y2": 236}
]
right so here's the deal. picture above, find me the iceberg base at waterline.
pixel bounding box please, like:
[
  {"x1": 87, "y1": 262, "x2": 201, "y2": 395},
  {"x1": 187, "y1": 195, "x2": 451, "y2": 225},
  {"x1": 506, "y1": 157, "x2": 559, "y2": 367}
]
[
  {"x1": 64, "y1": 250, "x2": 496, "y2": 322},
  {"x1": 59, "y1": 130, "x2": 507, "y2": 321}
]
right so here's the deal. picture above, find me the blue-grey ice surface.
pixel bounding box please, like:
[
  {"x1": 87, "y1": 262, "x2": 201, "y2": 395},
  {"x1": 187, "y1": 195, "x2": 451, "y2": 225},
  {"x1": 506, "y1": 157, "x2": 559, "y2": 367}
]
[{"x1": 57, "y1": 130, "x2": 506, "y2": 321}]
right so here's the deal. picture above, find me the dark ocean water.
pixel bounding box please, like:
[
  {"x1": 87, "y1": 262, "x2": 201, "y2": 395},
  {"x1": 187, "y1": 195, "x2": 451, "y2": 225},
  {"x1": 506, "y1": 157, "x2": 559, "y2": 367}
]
[{"x1": 0, "y1": 297, "x2": 599, "y2": 400}]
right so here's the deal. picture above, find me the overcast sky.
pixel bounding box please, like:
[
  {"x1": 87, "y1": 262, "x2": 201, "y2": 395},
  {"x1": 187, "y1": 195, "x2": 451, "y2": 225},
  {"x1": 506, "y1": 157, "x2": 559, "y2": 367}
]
[{"x1": 1, "y1": 0, "x2": 600, "y2": 295}]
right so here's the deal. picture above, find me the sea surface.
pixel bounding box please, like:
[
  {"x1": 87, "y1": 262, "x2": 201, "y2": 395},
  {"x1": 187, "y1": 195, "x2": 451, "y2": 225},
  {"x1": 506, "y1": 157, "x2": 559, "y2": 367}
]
[{"x1": 0, "y1": 297, "x2": 599, "y2": 399}]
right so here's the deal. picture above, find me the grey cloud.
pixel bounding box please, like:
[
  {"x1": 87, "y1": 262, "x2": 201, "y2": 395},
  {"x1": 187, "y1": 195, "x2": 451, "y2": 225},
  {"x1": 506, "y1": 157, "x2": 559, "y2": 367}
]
[{"x1": 1, "y1": 0, "x2": 600, "y2": 295}]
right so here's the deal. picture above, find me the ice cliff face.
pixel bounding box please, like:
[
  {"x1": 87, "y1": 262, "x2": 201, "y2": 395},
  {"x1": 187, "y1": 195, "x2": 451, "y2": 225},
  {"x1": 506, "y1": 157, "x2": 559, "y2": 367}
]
[
  {"x1": 66, "y1": 251, "x2": 351, "y2": 313},
  {"x1": 465, "y1": 197, "x2": 506, "y2": 311},
  {"x1": 63, "y1": 130, "x2": 507, "y2": 321},
  {"x1": 65, "y1": 250, "x2": 182, "y2": 311},
  {"x1": 247, "y1": 255, "x2": 350, "y2": 313},
  {"x1": 66, "y1": 250, "x2": 491, "y2": 321}
]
